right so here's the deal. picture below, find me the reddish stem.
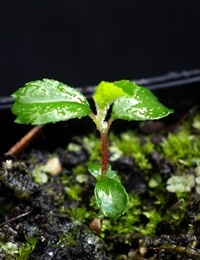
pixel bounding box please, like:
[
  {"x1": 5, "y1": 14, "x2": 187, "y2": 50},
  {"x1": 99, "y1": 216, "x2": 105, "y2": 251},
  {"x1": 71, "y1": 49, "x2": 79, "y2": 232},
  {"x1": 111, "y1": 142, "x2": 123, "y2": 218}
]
[{"x1": 100, "y1": 131, "x2": 109, "y2": 176}]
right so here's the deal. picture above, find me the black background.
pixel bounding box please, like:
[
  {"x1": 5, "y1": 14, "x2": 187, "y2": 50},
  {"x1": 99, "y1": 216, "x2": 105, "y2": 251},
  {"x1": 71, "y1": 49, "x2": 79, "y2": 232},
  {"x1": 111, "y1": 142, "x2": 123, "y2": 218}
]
[{"x1": 1, "y1": 1, "x2": 200, "y2": 96}]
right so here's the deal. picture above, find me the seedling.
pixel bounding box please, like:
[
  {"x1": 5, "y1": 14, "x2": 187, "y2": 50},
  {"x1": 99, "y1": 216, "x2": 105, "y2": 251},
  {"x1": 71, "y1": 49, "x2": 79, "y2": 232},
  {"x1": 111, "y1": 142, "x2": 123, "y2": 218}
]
[{"x1": 11, "y1": 79, "x2": 173, "y2": 220}]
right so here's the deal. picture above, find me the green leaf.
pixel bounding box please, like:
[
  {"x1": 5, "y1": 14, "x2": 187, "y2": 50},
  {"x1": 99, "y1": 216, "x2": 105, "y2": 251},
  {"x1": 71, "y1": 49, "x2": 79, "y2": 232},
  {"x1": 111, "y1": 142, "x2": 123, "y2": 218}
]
[
  {"x1": 93, "y1": 81, "x2": 131, "y2": 109},
  {"x1": 11, "y1": 79, "x2": 91, "y2": 125},
  {"x1": 107, "y1": 169, "x2": 120, "y2": 182},
  {"x1": 88, "y1": 162, "x2": 120, "y2": 182},
  {"x1": 111, "y1": 80, "x2": 173, "y2": 121},
  {"x1": 94, "y1": 178, "x2": 129, "y2": 220},
  {"x1": 88, "y1": 162, "x2": 102, "y2": 180}
]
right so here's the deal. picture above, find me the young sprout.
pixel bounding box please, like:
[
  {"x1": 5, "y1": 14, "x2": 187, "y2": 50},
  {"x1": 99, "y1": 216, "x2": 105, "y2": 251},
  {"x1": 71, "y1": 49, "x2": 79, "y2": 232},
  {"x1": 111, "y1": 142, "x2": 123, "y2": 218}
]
[{"x1": 11, "y1": 79, "x2": 173, "y2": 220}]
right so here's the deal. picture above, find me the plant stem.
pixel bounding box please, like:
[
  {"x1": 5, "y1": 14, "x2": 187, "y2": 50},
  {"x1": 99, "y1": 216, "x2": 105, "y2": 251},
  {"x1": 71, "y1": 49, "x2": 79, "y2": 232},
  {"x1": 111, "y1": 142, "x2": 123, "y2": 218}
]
[
  {"x1": 100, "y1": 131, "x2": 109, "y2": 176},
  {"x1": 89, "y1": 112, "x2": 113, "y2": 177}
]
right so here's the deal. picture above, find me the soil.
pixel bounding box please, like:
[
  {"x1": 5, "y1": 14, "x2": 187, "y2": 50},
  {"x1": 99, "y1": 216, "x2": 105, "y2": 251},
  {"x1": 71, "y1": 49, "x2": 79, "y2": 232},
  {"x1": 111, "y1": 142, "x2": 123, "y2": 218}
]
[{"x1": 1, "y1": 83, "x2": 200, "y2": 259}]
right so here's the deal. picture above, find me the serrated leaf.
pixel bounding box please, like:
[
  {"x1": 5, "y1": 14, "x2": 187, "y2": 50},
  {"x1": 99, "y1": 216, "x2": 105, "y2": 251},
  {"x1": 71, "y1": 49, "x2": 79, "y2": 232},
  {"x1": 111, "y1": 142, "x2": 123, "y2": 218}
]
[
  {"x1": 94, "y1": 178, "x2": 129, "y2": 220},
  {"x1": 11, "y1": 79, "x2": 91, "y2": 125},
  {"x1": 112, "y1": 80, "x2": 173, "y2": 121}
]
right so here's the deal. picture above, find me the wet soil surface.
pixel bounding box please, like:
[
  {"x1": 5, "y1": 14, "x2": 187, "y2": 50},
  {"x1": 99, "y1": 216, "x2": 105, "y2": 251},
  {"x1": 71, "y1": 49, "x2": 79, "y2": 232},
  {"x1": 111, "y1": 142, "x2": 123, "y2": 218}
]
[
  {"x1": 0, "y1": 152, "x2": 110, "y2": 259},
  {"x1": 1, "y1": 86, "x2": 200, "y2": 259}
]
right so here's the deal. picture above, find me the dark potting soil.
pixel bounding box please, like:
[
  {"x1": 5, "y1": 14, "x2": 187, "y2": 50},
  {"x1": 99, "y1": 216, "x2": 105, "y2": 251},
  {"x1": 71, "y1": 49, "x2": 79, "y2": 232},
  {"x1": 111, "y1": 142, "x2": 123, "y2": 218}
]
[{"x1": 1, "y1": 87, "x2": 200, "y2": 259}]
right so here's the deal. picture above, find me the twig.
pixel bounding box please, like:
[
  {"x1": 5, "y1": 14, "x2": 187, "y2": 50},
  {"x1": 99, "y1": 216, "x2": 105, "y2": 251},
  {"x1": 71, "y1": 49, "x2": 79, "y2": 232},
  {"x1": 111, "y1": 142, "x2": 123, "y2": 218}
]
[
  {"x1": 0, "y1": 211, "x2": 31, "y2": 227},
  {"x1": 7, "y1": 125, "x2": 43, "y2": 155}
]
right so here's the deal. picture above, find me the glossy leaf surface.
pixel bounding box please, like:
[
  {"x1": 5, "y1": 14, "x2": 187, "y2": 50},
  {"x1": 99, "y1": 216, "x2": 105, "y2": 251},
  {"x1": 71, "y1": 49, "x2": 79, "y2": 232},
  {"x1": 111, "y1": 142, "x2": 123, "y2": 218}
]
[
  {"x1": 94, "y1": 178, "x2": 129, "y2": 220},
  {"x1": 88, "y1": 162, "x2": 102, "y2": 180},
  {"x1": 11, "y1": 79, "x2": 91, "y2": 125},
  {"x1": 111, "y1": 80, "x2": 173, "y2": 121},
  {"x1": 88, "y1": 162, "x2": 120, "y2": 182},
  {"x1": 93, "y1": 81, "x2": 133, "y2": 109}
]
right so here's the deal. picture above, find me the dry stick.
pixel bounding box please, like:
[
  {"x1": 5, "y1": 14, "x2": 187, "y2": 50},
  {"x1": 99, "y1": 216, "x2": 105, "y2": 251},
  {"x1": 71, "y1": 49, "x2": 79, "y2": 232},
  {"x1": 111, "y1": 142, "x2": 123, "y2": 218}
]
[
  {"x1": 7, "y1": 125, "x2": 43, "y2": 155},
  {"x1": 0, "y1": 211, "x2": 31, "y2": 227}
]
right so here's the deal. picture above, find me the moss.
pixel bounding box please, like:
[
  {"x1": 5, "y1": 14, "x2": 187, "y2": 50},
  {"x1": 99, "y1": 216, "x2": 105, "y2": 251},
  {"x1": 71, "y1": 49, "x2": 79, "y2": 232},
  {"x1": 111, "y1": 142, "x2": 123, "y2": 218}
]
[
  {"x1": 4, "y1": 112, "x2": 200, "y2": 258},
  {"x1": 101, "y1": 195, "x2": 162, "y2": 240},
  {"x1": 77, "y1": 115, "x2": 200, "y2": 239},
  {"x1": 60, "y1": 206, "x2": 93, "y2": 223},
  {"x1": 56, "y1": 114, "x2": 200, "y2": 241},
  {"x1": 65, "y1": 185, "x2": 82, "y2": 201},
  {"x1": 0, "y1": 236, "x2": 38, "y2": 260},
  {"x1": 73, "y1": 165, "x2": 89, "y2": 183},
  {"x1": 161, "y1": 119, "x2": 200, "y2": 167},
  {"x1": 109, "y1": 131, "x2": 154, "y2": 170},
  {"x1": 73, "y1": 164, "x2": 88, "y2": 176},
  {"x1": 165, "y1": 196, "x2": 189, "y2": 226},
  {"x1": 0, "y1": 242, "x2": 19, "y2": 259},
  {"x1": 17, "y1": 237, "x2": 38, "y2": 260},
  {"x1": 32, "y1": 167, "x2": 48, "y2": 184},
  {"x1": 166, "y1": 174, "x2": 195, "y2": 193},
  {"x1": 54, "y1": 117, "x2": 200, "y2": 240},
  {"x1": 58, "y1": 233, "x2": 77, "y2": 247},
  {"x1": 83, "y1": 134, "x2": 101, "y2": 162}
]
